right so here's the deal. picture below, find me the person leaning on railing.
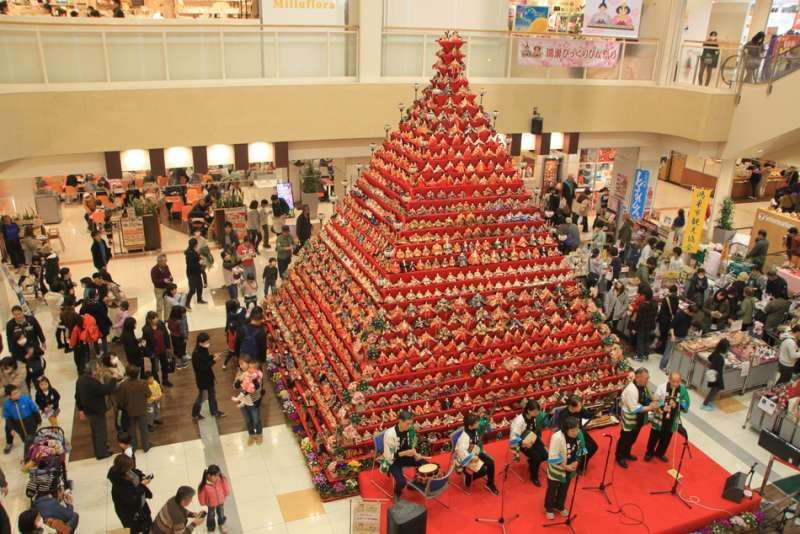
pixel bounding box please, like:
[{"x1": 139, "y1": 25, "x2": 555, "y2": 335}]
[{"x1": 697, "y1": 31, "x2": 720, "y2": 86}]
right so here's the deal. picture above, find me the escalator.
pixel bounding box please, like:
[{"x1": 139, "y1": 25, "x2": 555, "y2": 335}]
[{"x1": 721, "y1": 44, "x2": 800, "y2": 159}]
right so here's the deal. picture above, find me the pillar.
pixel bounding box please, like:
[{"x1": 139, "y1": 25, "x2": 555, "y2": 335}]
[
  {"x1": 655, "y1": 0, "x2": 690, "y2": 85},
  {"x1": 358, "y1": 0, "x2": 383, "y2": 82},
  {"x1": 707, "y1": 159, "x2": 736, "y2": 240},
  {"x1": 747, "y1": 0, "x2": 773, "y2": 40}
]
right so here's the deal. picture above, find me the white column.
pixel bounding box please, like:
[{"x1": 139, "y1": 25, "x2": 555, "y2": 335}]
[
  {"x1": 747, "y1": 0, "x2": 773, "y2": 40},
  {"x1": 655, "y1": 0, "x2": 689, "y2": 85},
  {"x1": 358, "y1": 0, "x2": 383, "y2": 82},
  {"x1": 707, "y1": 158, "x2": 736, "y2": 240}
]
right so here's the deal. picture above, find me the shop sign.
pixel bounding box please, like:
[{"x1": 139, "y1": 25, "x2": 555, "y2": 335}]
[
  {"x1": 682, "y1": 187, "x2": 712, "y2": 254},
  {"x1": 629, "y1": 168, "x2": 650, "y2": 220},
  {"x1": 582, "y1": 0, "x2": 644, "y2": 39},
  {"x1": 518, "y1": 37, "x2": 620, "y2": 68},
  {"x1": 261, "y1": 0, "x2": 345, "y2": 25}
]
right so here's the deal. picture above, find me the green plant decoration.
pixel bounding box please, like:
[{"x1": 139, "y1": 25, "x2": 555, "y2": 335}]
[
  {"x1": 217, "y1": 190, "x2": 244, "y2": 209},
  {"x1": 715, "y1": 198, "x2": 734, "y2": 231},
  {"x1": 301, "y1": 162, "x2": 322, "y2": 194},
  {"x1": 132, "y1": 198, "x2": 159, "y2": 217}
]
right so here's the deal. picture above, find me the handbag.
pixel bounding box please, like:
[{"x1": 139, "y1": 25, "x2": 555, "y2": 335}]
[
  {"x1": 165, "y1": 350, "x2": 176, "y2": 374},
  {"x1": 705, "y1": 369, "x2": 718, "y2": 384}
]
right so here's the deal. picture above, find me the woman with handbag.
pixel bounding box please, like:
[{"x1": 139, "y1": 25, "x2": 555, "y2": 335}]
[
  {"x1": 701, "y1": 338, "x2": 728, "y2": 411},
  {"x1": 107, "y1": 453, "x2": 153, "y2": 534},
  {"x1": 141, "y1": 312, "x2": 173, "y2": 388},
  {"x1": 697, "y1": 31, "x2": 719, "y2": 86}
]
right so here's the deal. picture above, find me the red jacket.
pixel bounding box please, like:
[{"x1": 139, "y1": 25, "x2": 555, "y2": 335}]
[
  {"x1": 69, "y1": 314, "x2": 101, "y2": 348},
  {"x1": 197, "y1": 476, "x2": 229, "y2": 508}
]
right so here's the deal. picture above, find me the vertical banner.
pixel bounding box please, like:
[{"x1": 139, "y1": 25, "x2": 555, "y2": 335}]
[
  {"x1": 682, "y1": 187, "x2": 712, "y2": 254},
  {"x1": 629, "y1": 168, "x2": 650, "y2": 220}
]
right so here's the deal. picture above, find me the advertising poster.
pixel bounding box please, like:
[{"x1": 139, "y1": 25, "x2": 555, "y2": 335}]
[
  {"x1": 121, "y1": 217, "x2": 146, "y2": 251},
  {"x1": 351, "y1": 499, "x2": 380, "y2": 534},
  {"x1": 582, "y1": 0, "x2": 643, "y2": 38},
  {"x1": 610, "y1": 171, "x2": 628, "y2": 212},
  {"x1": 518, "y1": 37, "x2": 620, "y2": 68},
  {"x1": 514, "y1": 5, "x2": 549, "y2": 32},
  {"x1": 629, "y1": 168, "x2": 650, "y2": 220},
  {"x1": 682, "y1": 187, "x2": 712, "y2": 254},
  {"x1": 225, "y1": 207, "x2": 248, "y2": 240}
]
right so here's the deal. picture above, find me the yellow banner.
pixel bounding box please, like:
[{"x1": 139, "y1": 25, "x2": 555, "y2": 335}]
[{"x1": 682, "y1": 187, "x2": 712, "y2": 254}]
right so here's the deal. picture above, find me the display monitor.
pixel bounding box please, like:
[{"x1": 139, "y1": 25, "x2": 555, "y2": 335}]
[{"x1": 277, "y1": 181, "x2": 295, "y2": 211}]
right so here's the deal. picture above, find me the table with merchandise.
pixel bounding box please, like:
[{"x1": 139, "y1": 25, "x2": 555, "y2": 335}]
[{"x1": 667, "y1": 330, "x2": 778, "y2": 396}]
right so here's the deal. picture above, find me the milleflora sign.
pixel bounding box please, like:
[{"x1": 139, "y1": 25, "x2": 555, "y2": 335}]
[{"x1": 262, "y1": 0, "x2": 346, "y2": 24}]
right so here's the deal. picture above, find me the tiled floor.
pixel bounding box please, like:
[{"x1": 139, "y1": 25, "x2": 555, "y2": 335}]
[{"x1": 0, "y1": 194, "x2": 790, "y2": 533}]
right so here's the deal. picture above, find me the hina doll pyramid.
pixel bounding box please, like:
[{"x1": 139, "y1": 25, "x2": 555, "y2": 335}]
[{"x1": 266, "y1": 31, "x2": 631, "y2": 499}]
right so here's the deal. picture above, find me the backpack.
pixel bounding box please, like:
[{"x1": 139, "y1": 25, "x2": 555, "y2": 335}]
[
  {"x1": 239, "y1": 324, "x2": 261, "y2": 358},
  {"x1": 79, "y1": 314, "x2": 101, "y2": 344}
]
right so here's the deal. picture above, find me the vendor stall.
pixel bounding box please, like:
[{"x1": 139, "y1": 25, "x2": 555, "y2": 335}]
[
  {"x1": 750, "y1": 207, "x2": 797, "y2": 270},
  {"x1": 667, "y1": 330, "x2": 778, "y2": 396}
]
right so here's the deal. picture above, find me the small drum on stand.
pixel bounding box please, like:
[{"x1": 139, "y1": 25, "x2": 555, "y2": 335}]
[{"x1": 416, "y1": 463, "x2": 440, "y2": 482}]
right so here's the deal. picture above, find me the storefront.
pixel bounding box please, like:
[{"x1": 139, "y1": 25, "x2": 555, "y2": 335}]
[{"x1": 579, "y1": 147, "x2": 615, "y2": 191}]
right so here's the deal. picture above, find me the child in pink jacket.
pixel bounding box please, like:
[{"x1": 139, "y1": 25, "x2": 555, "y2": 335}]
[{"x1": 197, "y1": 464, "x2": 230, "y2": 532}]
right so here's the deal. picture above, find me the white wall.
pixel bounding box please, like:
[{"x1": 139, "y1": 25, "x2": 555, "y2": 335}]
[
  {"x1": 708, "y1": 1, "x2": 749, "y2": 44},
  {"x1": 383, "y1": 0, "x2": 508, "y2": 30},
  {"x1": 287, "y1": 137, "x2": 383, "y2": 160},
  {"x1": 683, "y1": 0, "x2": 714, "y2": 41},
  {"x1": 0, "y1": 152, "x2": 106, "y2": 181}
]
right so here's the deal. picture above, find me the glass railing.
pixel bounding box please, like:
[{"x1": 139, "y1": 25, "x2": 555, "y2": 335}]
[
  {"x1": 673, "y1": 41, "x2": 741, "y2": 90},
  {"x1": 0, "y1": 18, "x2": 358, "y2": 85},
  {"x1": 382, "y1": 29, "x2": 660, "y2": 82}
]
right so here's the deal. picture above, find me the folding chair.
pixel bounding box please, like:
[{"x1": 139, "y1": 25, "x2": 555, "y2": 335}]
[
  {"x1": 408, "y1": 461, "x2": 454, "y2": 509},
  {"x1": 369, "y1": 431, "x2": 393, "y2": 501},
  {"x1": 449, "y1": 427, "x2": 471, "y2": 495}
]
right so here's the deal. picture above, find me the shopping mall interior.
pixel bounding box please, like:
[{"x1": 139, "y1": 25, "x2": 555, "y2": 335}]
[{"x1": 2, "y1": 0, "x2": 800, "y2": 533}]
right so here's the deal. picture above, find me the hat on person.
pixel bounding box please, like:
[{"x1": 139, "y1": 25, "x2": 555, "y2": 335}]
[{"x1": 737, "y1": 272, "x2": 749, "y2": 282}]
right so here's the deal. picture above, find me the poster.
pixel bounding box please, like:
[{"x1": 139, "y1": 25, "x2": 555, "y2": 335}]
[
  {"x1": 121, "y1": 217, "x2": 145, "y2": 251},
  {"x1": 514, "y1": 5, "x2": 549, "y2": 32},
  {"x1": 629, "y1": 168, "x2": 650, "y2": 220},
  {"x1": 582, "y1": 0, "x2": 643, "y2": 38},
  {"x1": 682, "y1": 187, "x2": 712, "y2": 254},
  {"x1": 225, "y1": 207, "x2": 248, "y2": 240},
  {"x1": 518, "y1": 37, "x2": 620, "y2": 68},
  {"x1": 610, "y1": 172, "x2": 628, "y2": 212},
  {"x1": 351, "y1": 499, "x2": 380, "y2": 534}
]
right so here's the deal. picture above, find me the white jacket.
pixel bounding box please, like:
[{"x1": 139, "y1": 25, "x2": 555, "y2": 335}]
[
  {"x1": 509, "y1": 413, "x2": 527, "y2": 447},
  {"x1": 779, "y1": 332, "x2": 800, "y2": 367},
  {"x1": 382, "y1": 425, "x2": 404, "y2": 465},
  {"x1": 454, "y1": 430, "x2": 476, "y2": 468}
]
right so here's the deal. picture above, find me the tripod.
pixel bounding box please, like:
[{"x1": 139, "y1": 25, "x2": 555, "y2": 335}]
[
  {"x1": 475, "y1": 451, "x2": 520, "y2": 534},
  {"x1": 543, "y1": 467, "x2": 581, "y2": 533},
  {"x1": 584, "y1": 433, "x2": 614, "y2": 505},
  {"x1": 650, "y1": 432, "x2": 692, "y2": 508}
]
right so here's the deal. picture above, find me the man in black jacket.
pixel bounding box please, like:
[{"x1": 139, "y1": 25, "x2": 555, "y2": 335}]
[
  {"x1": 90, "y1": 230, "x2": 112, "y2": 272},
  {"x1": 235, "y1": 309, "x2": 267, "y2": 362},
  {"x1": 5, "y1": 306, "x2": 45, "y2": 363},
  {"x1": 553, "y1": 395, "x2": 598, "y2": 473},
  {"x1": 191, "y1": 333, "x2": 225, "y2": 421},
  {"x1": 296, "y1": 204, "x2": 312, "y2": 247},
  {"x1": 75, "y1": 362, "x2": 118, "y2": 459}
]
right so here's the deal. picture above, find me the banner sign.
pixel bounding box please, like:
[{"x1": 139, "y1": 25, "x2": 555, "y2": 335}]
[
  {"x1": 629, "y1": 168, "x2": 650, "y2": 220},
  {"x1": 518, "y1": 37, "x2": 620, "y2": 68},
  {"x1": 260, "y1": 0, "x2": 345, "y2": 25},
  {"x1": 582, "y1": 0, "x2": 643, "y2": 39},
  {"x1": 682, "y1": 187, "x2": 712, "y2": 254},
  {"x1": 514, "y1": 5, "x2": 549, "y2": 32}
]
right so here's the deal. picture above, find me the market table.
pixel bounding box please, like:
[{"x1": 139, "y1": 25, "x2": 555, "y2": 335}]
[{"x1": 666, "y1": 330, "x2": 778, "y2": 396}]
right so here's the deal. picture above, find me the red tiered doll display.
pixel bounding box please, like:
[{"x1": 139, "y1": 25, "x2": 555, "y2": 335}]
[{"x1": 266, "y1": 32, "x2": 630, "y2": 500}]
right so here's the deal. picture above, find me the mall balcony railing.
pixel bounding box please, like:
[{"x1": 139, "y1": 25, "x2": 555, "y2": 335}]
[
  {"x1": 0, "y1": 17, "x2": 358, "y2": 86},
  {"x1": 381, "y1": 28, "x2": 661, "y2": 83},
  {"x1": 672, "y1": 40, "x2": 742, "y2": 90},
  {"x1": 717, "y1": 42, "x2": 800, "y2": 103}
]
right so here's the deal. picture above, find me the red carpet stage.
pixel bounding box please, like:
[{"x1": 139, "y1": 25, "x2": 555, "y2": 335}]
[{"x1": 359, "y1": 427, "x2": 761, "y2": 533}]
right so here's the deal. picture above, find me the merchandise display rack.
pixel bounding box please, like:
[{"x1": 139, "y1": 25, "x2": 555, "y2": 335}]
[{"x1": 265, "y1": 32, "x2": 631, "y2": 499}]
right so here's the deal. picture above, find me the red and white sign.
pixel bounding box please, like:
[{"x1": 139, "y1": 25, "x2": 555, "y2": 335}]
[{"x1": 518, "y1": 37, "x2": 620, "y2": 68}]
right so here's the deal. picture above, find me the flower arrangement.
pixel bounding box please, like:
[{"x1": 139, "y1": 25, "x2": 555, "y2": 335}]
[{"x1": 691, "y1": 511, "x2": 765, "y2": 533}]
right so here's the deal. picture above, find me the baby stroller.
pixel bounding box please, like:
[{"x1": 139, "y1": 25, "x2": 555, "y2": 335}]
[{"x1": 25, "y1": 426, "x2": 71, "y2": 499}]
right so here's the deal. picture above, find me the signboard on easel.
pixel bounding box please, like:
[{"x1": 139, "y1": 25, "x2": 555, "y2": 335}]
[{"x1": 121, "y1": 218, "x2": 145, "y2": 252}]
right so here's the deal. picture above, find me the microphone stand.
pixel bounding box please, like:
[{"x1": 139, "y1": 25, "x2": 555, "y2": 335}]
[
  {"x1": 583, "y1": 434, "x2": 614, "y2": 505},
  {"x1": 650, "y1": 431, "x2": 692, "y2": 509},
  {"x1": 475, "y1": 448, "x2": 520, "y2": 534},
  {"x1": 543, "y1": 465, "x2": 581, "y2": 533}
]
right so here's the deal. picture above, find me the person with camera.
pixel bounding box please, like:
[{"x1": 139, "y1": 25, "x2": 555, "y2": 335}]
[
  {"x1": 108, "y1": 453, "x2": 153, "y2": 533},
  {"x1": 152, "y1": 486, "x2": 205, "y2": 533}
]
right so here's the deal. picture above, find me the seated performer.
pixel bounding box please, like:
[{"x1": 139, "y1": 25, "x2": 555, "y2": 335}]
[
  {"x1": 645, "y1": 371, "x2": 690, "y2": 462},
  {"x1": 616, "y1": 367, "x2": 658, "y2": 468},
  {"x1": 380, "y1": 410, "x2": 431, "y2": 500},
  {"x1": 545, "y1": 416, "x2": 586, "y2": 520},
  {"x1": 554, "y1": 395, "x2": 598, "y2": 473},
  {"x1": 509, "y1": 399, "x2": 549, "y2": 486},
  {"x1": 454, "y1": 410, "x2": 500, "y2": 495}
]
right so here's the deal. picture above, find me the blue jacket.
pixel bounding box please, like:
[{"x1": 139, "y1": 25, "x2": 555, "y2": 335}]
[
  {"x1": 35, "y1": 496, "x2": 79, "y2": 529},
  {"x1": 3, "y1": 395, "x2": 40, "y2": 421}
]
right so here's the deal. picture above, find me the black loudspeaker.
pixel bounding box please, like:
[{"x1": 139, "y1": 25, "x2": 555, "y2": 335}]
[
  {"x1": 387, "y1": 499, "x2": 427, "y2": 534},
  {"x1": 722, "y1": 472, "x2": 747, "y2": 503},
  {"x1": 531, "y1": 115, "x2": 544, "y2": 135}
]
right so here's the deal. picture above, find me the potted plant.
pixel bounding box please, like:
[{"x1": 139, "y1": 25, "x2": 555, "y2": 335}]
[
  {"x1": 301, "y1": 162, "x2": 321, "y2": 219},
  {"x1": 712, "y1": 198, "x2": 736, "y2": 244}
]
